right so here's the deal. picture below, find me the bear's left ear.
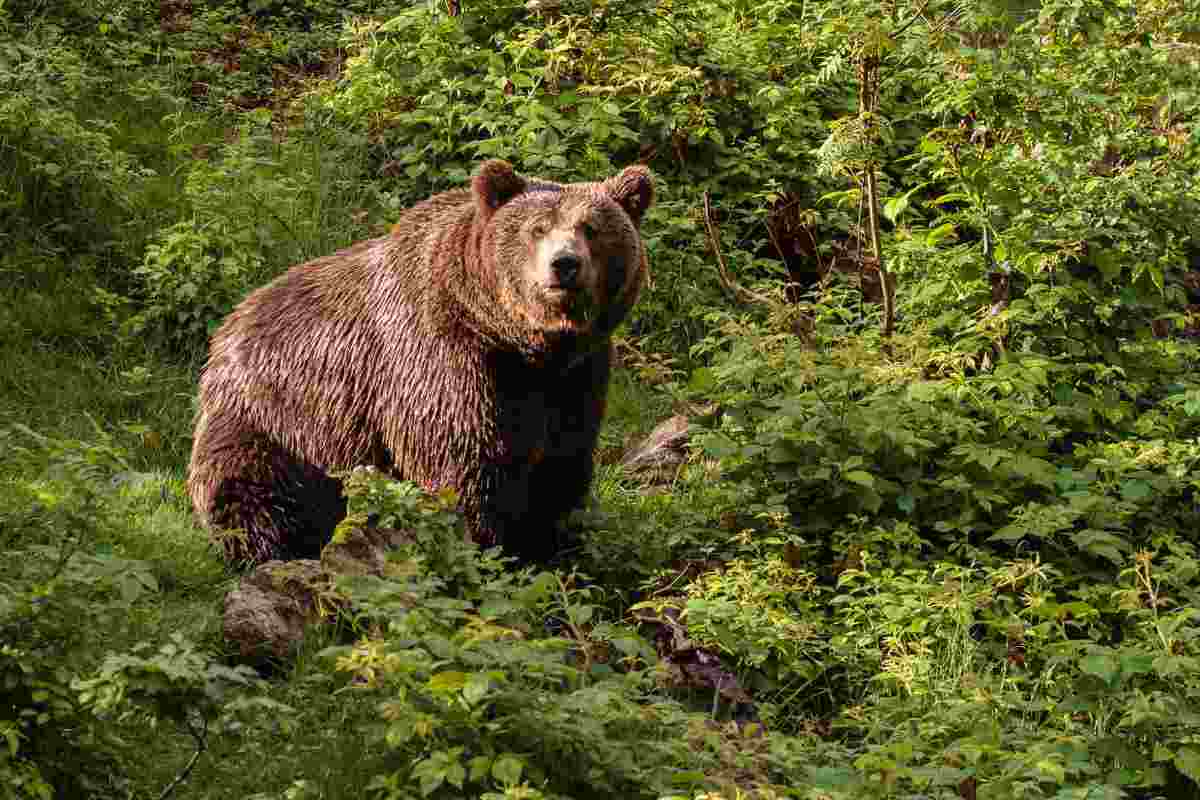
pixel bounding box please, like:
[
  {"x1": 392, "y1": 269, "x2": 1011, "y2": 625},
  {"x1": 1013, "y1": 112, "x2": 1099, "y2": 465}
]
[
  {"x1": 472, "y1": 160, "x2": 527, "y2": 219},
  {"x1": 605, "y1": 165, "x2": 654, "y2": 227}
]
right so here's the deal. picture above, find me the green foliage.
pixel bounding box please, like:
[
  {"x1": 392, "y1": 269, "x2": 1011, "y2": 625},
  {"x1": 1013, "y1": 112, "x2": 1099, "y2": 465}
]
[
  {"x1": 130, "y1": 220, "x2": 268, "y2": 346},
  {"x1": 325, "y1": 471, "x2": 701, "y2": 800},
  {"x1": 0, "y1": 423, "x2": 265, "y2": 799},
  {"x1": 125, "y1": 112, "x2": 381, "y2": 352},
  {"x1": 5, "y1": 0, "x2": 1200, "y2": 797}
]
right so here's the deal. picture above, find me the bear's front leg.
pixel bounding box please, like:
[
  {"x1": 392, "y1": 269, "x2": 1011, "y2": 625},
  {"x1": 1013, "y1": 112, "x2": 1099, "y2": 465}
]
[{"x1": 510, "y1": 349, "x2": 611, "y2": 562}]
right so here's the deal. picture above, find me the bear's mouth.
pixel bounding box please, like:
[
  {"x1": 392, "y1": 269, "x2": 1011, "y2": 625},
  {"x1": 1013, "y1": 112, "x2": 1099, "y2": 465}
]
[{"x1": 540, "y1": 286, "x2": 582, "y2": 314}]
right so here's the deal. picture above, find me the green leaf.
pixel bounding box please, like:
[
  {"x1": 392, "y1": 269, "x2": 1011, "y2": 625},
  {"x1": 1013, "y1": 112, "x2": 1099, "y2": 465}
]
[
  {"x1": 1094, "y1": 737, "x2": 1150, "y2": 770},
  {"x1": 1120, "y1": 480, "x2": 1152, "y2": 501},
  {"x1": 566, "y1": 603, "x2": 594, "y2": 626},
  {"x1": 930, "y1": 192, "x2": 971, "y2": 206},
  {"x1": 428, "y1": 671, "x2": 468, "y2": 694},
  {"x1": 689, "y1": 367, "x2": 716, "y2": 392},
  {"x1": 897, "y1": 494, "x2": 916, "y2": 514},
  {"x1": 883, "y1": 193, "x2": 909, "y2": 224},
  {"x1": 1079, "y1": 654, "x2": 1120, "y2": 687},
  {"x1": 492, "y1": 755, "x2": 524, "y2": 786},
  {"x1": 1174, "y1": 747, "x2": 1200, "y2": 788},
  {"x1": 925, "y1": 222, "x2": 957, "y2": 247},
  {"x1": 412, "y1": 759, "x2": 445, "y2": 796},
  {"x1": 463, "y1": 673, "x2": 490, "y2": 706},
  {"x1": 1071, "y1": 530, "x2": 1129, "y2": 565},
  {"x1": 1119, "y1": 654, "x2": 1156, "y2": 675},
  {"x1": 987, "y1": 525, "x2": 1022, "y2": 544},
  {"x1": 843, "y1": 470, "x2": 874, "y2": 487},
  {"x1": 469, "y1": 756, "x2": 492, "y2": 782},
  {"x1": 446, "y1": 761, "x2": 466, "y2": 789},
  {"x1": 703, "y1": 433, "x2": 740, "y2": 459},
  {"x1": 1092, "y1": 248, "x2": 1122, "y2": 282},
  {"x1": 812, "y1": 766, "x2": 855, "y2": 788}
]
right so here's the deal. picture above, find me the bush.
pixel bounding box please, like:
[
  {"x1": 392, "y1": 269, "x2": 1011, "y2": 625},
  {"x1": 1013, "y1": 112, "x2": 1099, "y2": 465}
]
[{"x1": 0, "y1": 425, "x2": 271, "y2": 798}]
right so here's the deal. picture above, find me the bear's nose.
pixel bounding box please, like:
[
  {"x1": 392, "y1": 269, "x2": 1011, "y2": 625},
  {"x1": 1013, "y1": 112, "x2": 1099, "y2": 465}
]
[{"x1": 550, "y1": 253, "x2": 581, "y2": 288}]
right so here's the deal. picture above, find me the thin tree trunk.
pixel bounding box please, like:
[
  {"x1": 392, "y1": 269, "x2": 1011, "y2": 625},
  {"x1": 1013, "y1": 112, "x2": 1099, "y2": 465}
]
[{"x1": 857, "y1": 53, "x2": 895, "y2": 339}]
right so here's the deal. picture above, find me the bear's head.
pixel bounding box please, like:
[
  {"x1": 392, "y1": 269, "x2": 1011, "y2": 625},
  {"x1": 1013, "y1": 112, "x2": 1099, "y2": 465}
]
[{"x1": 470, "y1": 160, "x2": 653, "y2": 352}]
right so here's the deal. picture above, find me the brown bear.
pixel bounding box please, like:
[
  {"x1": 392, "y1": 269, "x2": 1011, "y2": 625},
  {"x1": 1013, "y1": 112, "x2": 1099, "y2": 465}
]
[{"x1": 188, "y1": 159, "x2": 653, "y2": 565}]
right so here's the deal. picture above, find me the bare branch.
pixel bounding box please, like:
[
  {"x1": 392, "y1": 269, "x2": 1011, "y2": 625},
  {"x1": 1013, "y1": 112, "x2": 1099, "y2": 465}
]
[
  {"x1": 158, "y1": 715, "x2": 208, "y2": 800},
  {"x1": 702, "y1": 191, "x2": 771, "y2": 305}
]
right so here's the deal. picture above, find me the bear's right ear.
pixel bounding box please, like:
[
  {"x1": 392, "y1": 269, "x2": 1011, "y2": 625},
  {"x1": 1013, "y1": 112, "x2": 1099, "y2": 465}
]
[
  {"x1": 472, "y1": 160, "x2": 527, "y2": 219},
  {"x1": 604, "y1": 165, "x2": 654, "y2": 227}
]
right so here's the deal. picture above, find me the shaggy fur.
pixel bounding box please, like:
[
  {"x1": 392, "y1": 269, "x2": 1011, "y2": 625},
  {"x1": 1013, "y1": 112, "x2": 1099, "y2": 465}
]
[{"x1": 188, "y1": 160, "x2": 653, "y2": 564}]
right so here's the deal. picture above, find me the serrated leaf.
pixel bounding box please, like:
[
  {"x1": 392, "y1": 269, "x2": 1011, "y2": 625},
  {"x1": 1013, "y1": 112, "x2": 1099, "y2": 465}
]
[{"x1": 1071, "y1": 530, "x2": 1129, "y2": 565}]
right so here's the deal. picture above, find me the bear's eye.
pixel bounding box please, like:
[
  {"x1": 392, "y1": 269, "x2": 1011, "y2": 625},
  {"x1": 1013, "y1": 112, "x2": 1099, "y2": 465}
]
[
  {"x1": 529, "y1": 222, "x2": 550, "y2": 238},
  {"x1": 581, "y1": 223, "x2": 597, "y2": 240}
]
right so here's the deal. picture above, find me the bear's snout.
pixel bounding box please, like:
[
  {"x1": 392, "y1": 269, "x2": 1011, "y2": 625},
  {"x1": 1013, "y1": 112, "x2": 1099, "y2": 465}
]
[{"x1": 549, "y1": 252, "x2": 582, "y2": 288}]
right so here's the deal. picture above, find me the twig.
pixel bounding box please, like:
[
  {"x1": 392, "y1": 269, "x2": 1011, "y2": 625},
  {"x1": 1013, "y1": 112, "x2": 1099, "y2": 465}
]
[
  {"x1": 556, "y1": 574, "x2": 594, "y2": 684},
  {"x1": 158, "y1": 715, "x2": 208, "y2": 800},
  {"x1": 702, "y1": 191, "x2": 770, "y2": 305},
  {"x1": 892, "y1": 0, "x2": 933, "y2": 38}
]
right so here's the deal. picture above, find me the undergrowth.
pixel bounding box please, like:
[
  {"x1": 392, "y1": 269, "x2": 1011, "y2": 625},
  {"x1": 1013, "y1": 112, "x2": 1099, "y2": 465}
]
[{"x1": 4, "y1": 0, "x2": 1200, "y2": 798}]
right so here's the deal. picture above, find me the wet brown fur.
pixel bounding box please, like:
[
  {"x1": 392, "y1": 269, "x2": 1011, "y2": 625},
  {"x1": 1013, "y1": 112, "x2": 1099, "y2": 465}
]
[{"x1": 188, "y1": 160, "x2": 653, "y2": 565}]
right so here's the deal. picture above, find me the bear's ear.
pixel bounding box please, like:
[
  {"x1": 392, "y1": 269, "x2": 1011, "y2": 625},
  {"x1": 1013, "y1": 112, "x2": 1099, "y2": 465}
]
[
  {"x1": 472, "y1": 160, "x2": 527, "y2": 219},
  {"x1": 604, "y1": 165, "x2": 654, "y2": 227}
]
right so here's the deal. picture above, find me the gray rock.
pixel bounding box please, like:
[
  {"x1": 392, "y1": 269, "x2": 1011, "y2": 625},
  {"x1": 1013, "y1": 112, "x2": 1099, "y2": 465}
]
[
  {"x1": 620, "y1": 415, "x2": 692, "y2": 481},
  {"x1": 222, "y1": 525, "x2": 413, "y2": 663},
  {"x1": 222, "y1": 560, "x2": 332, "y2": 662}
]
